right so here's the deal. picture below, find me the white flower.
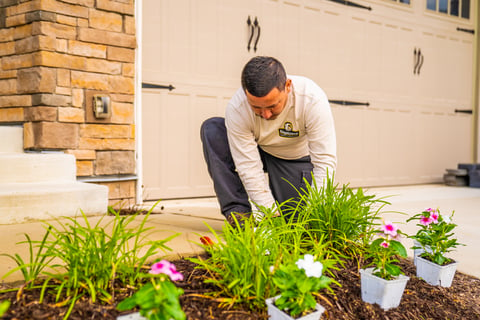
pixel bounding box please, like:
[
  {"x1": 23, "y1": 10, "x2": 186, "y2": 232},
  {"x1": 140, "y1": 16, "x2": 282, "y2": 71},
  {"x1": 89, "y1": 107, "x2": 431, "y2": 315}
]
[
  {"x1": 443, "y1": 215, "x2": 451, "y2": 224},
  {"x1": 269, "y1": 265, "x2": 275, "y2": 274},
  {"x1": 295, "y1": 254, "x2": 323, "y2": 278}
]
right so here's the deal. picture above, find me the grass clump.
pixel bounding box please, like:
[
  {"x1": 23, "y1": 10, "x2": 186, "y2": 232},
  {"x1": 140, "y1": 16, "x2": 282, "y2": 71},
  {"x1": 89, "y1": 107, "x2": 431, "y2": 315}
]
[
  {"x1": 1, "y1": 203, "x2": 177, "y2": 320},
  {"x1": 293, "y1": 174, "x2": 389, "y2": 259}
]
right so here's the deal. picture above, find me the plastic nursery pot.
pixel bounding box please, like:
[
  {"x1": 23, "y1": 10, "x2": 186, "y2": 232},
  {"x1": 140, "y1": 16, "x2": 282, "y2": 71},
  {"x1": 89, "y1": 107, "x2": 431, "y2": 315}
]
[
  {"x1": 265, "y1": 295, "x2": 325, "y2": 320},
  {"x1": 117, "y1": 312, "x2": 146, "y2": 320},
  {"x1": 416, "y1": 256, "x2": 458, "y2": 287},
  {"x1": 360, "y1": 268, "x2": 409, "y2": 310},
  {"x1": 413, "y1": 240, "x2": 432, "y2": 266}
]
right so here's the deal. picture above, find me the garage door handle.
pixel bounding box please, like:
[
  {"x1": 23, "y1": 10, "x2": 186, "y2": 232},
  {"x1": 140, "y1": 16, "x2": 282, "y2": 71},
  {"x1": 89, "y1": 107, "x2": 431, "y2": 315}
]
[
  {"x1": 253, "y1": 17, "x2": 261, "y2": 52},
  {"x1": 456, "y1": 27, "x2": 474, "y2": 34},
  {"x1": 142, "y1": 83, "x2": 175, "y2": 91},
  {"x1": 455, "y1": 109, "x2": 473, "y2": 114},
  {"x1": 414, "y1": 48, "x2": 424, "y2": 75},
  {"x1": 329, "y1": 99, "x2": 369, "y2": 106},
  {"x1": 247, "y1": 16, "x2": 254, "y2": 52}
]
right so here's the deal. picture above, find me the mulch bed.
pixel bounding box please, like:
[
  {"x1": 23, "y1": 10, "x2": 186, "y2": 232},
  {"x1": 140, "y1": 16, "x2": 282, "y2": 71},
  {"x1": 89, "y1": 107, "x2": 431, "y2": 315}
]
[{"x1": 1, "y1": 255, "x2": 479, "y2": 320}]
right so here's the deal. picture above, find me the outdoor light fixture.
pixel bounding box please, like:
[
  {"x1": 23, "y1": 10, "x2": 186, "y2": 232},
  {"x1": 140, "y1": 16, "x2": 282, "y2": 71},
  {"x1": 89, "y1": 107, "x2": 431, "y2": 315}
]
[{"x1": 93, "y1": 95, "x2": 111, "y2": 119}]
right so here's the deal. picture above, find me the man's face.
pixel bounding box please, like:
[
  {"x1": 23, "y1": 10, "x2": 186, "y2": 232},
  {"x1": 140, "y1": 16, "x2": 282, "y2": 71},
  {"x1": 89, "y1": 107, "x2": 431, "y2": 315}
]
[{"x1": 246, "y1": 79, "x2": 292, "y2": 120}]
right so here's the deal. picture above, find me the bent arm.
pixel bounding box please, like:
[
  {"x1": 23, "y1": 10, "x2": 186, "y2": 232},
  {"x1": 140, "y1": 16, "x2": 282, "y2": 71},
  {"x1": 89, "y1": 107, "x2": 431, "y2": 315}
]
[{"x1": 225, "y1": 104, "x2": 277, "y2": 210}]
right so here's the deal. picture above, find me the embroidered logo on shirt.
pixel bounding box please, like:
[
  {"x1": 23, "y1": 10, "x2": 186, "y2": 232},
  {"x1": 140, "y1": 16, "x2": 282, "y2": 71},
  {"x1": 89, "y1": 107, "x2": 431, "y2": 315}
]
[{"x1": 278, "y1": 122, "x2": 299, "y2": 138}]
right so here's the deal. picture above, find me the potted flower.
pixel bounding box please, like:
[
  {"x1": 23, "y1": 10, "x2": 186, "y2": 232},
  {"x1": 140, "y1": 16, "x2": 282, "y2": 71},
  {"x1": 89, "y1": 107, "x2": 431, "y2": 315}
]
[
  {"x1": 407, "y1": 208, "x2": 463, "y2": 287},
  {"x1": 117, "y1": 260, "x2": 186, "y2": 320},
  {"x1": 360, "y1": 221, "x2": 409, "y2": 310},
  {"x1": 267, "y1": 254, "x2": 332, "y2": 320}
]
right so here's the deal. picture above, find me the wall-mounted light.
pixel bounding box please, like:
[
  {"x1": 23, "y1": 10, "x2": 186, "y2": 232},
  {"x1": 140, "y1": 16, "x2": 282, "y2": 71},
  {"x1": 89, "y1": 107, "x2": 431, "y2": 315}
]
[{"x1": 93, "y1": 95, "x2": 111, "y2": 119}]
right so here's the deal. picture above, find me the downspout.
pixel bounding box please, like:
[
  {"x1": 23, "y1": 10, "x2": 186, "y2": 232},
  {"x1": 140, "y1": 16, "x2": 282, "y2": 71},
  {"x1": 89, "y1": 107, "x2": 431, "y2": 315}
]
[{"x1": 135, "y1": 0, "x2": 144, "y2": 205}]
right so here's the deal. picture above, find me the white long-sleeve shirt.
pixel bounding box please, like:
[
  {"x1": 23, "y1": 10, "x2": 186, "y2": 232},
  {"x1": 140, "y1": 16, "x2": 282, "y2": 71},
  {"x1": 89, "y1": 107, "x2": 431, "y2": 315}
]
[{"x1": 225, "y1": 75, "x2": 337, "y2": 209}]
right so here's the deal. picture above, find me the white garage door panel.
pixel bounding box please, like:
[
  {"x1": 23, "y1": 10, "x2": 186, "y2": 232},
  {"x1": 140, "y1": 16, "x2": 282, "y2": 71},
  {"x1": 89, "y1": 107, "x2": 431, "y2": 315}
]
[
  {"x1": 190, "y1": 94, "x2": 222, "y2": 188},
  {"x1": 142, "y1": 91, "x2": 192, "y2": 199},
  {"x1": 333, "y1": 106, "x2": 365, "y2": 185},
  {"x1": 142, "y1": 86, "x2": 234, "y2": 200},
  {"x1": 334, "y1": 105, "x2": 473, "y2": 188},
  {"x1": 142, "y1": 92, "x2": 162, "y2": 199}
]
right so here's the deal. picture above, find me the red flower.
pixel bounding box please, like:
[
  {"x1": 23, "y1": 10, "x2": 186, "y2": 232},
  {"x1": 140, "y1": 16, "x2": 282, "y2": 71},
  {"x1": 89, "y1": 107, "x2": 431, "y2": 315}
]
[{"x1": 200, "y1": 236, "x2": 214, "y2": 246}]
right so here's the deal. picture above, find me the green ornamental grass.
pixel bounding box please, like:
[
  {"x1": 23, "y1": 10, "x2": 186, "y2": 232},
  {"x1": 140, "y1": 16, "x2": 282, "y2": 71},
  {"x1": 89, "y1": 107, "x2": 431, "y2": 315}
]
[
  {"x1": 1, "y1": 203, "x2": 177, "y2": 320},
  {"x1": 292, "y1": 174, "x2": 389, "y2": 259},
  {"x1": 0, "y1": 226, "x2": 55, "y2": 288},
  {"x1": 191, "y1": 215, "x2": 283, "y2": 309}
]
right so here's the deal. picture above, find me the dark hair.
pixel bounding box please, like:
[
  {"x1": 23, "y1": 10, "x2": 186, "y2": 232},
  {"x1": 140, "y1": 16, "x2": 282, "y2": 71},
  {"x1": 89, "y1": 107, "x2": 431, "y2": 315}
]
[{"x1": 241, "y1": 56, "x2": 287, "y2": 97}]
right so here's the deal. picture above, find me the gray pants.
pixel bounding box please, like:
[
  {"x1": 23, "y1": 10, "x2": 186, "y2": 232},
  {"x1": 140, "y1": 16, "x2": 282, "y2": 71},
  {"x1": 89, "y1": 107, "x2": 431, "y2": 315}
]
[{"x1": 200, "y1": 117, "x2": 313, "y2": 218}]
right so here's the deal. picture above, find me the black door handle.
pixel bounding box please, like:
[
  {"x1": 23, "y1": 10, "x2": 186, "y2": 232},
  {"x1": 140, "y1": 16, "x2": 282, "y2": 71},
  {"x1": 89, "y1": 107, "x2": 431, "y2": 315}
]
[
  {"x1": 142, "y1": 83, "x2": 175, "y2": 91},
  {"x1": 253, "y1": 17, "x2": 261, "y2": 52},
  {"x1": 247, "y1": 16, "x2": 254, "y2": 52},
  {"x1": 329, "y1": 100, "x2": 370, "y2": 106},
  {"x1": 414, "y1": 48, "x2": 424, "y2": 75},
  {"x1": 247, "y1": 16, "x2": 261, "y2": 52},
  {"x1": 455, "y1": 109, "x2": 473, "y2": 114},
  {"x1": 417, "y1": 50, "x2": 424, "y2": 75},
  {"x1": 456, "y1": 27, "x2": 474, "y2": 34}
]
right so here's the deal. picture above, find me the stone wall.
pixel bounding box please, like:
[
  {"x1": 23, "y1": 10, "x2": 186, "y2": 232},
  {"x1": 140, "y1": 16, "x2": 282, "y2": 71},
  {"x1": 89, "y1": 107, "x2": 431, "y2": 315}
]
[{"x1": 0, "y1": 0, "x2": 137, "y2": 207}]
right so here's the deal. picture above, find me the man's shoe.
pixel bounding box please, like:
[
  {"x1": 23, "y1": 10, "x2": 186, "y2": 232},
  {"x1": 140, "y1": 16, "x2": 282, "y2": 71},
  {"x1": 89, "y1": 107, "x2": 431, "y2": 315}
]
[{"x1": 226, "y1": 212, "x2": 252, "y2": 228}]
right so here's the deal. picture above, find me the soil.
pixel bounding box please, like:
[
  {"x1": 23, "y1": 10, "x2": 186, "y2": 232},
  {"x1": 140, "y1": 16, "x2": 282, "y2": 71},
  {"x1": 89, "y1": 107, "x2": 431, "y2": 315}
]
[{"x1": 1, "y1": 255, "x2": 479, "y2": 320}]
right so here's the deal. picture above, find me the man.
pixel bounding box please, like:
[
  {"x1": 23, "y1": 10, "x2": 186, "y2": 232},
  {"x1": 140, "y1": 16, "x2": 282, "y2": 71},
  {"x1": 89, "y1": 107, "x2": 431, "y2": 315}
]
[{"x1": 200, "y1": 56, "x2": 336, "y2": 224}]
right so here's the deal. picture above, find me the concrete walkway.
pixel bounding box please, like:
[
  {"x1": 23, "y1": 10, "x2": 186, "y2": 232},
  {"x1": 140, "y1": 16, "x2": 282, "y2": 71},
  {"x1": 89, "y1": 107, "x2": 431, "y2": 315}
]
[{"x1": 0, "y1": 184, "x2": 479, "y2": 284}]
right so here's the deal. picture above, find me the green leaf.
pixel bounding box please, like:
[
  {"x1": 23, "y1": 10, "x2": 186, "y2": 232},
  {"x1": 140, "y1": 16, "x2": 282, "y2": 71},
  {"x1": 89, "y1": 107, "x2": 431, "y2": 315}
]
[
  {"x1": 371, "y1": 238, "x2": 384, "y2": 247},
  {"x1": 116, "y1": 296, "x2": 137, "y2": 311},
  {"x1": 385, "y1": 263, "x2": 401, "y2": 277},
  {"x1": 390, "y1": 240, "x2": 407, "y2": 257}
]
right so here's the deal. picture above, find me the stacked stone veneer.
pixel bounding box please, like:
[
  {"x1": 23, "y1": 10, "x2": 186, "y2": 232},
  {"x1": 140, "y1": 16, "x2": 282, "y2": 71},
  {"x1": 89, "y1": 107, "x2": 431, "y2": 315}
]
[{"x1": 0, "y1": 0, "x2": 137, "y2": 207}]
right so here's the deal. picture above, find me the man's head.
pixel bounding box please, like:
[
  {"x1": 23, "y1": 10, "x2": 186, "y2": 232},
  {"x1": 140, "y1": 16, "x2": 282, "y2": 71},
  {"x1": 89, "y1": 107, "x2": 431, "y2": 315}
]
[{"x1": 241, "y1": 56, "x2": 291, "y2": 120}]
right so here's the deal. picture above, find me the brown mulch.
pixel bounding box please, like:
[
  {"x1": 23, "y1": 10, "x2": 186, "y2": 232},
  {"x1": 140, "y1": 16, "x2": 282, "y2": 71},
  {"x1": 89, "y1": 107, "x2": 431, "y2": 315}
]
[{"x1": 1, "y1": 256, "x2": 479, "y2": 320}]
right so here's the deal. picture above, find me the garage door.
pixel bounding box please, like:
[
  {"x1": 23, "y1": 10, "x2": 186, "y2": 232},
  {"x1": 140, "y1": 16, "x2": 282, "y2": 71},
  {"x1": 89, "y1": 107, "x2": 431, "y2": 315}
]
[{"x1": 141, "y1": 0, "x2": 474, "y2": 200}]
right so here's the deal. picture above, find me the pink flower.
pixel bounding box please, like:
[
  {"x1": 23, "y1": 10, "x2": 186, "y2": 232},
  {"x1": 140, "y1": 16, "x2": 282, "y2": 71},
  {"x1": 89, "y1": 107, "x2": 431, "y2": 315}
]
[
  {"x1": 420, "y1": 215, "x2": 433, "y2": 226},
  {"x1": 380, "y1": 221, "x2": 398, "y2": 237},
  {"x1": 424, "y1": 208, "x2": 435, "y2": 213},
  {"x1": 150, "y1": 260, "x2": 184, "y2": 281},
  {"x1": 430, "y1": 211, "x2": 439, "y2": 224},
  {"x1": 380, "y1": 241, "x2": 389, "y2": 248}
]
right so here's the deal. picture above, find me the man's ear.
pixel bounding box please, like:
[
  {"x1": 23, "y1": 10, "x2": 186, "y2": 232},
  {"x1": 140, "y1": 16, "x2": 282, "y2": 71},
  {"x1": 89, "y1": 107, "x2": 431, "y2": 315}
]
[{"x1": 285, "y1": 79, "x2": 292, "y2": 93}]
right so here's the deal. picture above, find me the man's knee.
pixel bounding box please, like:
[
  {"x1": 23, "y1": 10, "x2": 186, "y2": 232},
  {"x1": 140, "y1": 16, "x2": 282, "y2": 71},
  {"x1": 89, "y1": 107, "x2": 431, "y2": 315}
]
[{"x1": 200, "y1": 117, "x2": 225, "y2": 142}]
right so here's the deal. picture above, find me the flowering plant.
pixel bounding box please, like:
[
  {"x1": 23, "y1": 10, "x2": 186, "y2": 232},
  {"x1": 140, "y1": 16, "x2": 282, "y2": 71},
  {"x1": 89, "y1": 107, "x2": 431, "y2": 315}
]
[
  {"x1": 365, "y1": 221, "x2": 407, "y2": 280},
  {"x1": 271, "y1": 254, "x2": 332, "y2": 317},
  {"x1": 407, "y1": 208, "x2": 462, "y2": 266},
  {"x1": 117, "y1": 260, "x2": 186, "y2": 320}
]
